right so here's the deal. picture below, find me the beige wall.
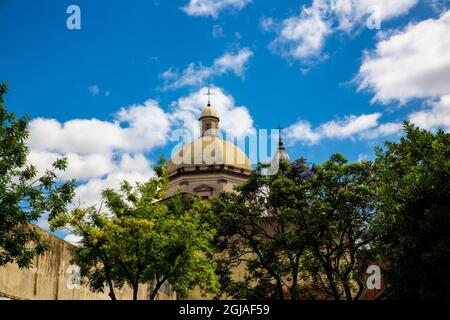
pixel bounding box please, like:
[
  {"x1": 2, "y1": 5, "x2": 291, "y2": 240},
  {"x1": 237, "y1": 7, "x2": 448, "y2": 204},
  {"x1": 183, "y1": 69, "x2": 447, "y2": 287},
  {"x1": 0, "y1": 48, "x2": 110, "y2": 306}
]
[{"x1": 0, "y1": 227, "x2": 175, "y2": 300}]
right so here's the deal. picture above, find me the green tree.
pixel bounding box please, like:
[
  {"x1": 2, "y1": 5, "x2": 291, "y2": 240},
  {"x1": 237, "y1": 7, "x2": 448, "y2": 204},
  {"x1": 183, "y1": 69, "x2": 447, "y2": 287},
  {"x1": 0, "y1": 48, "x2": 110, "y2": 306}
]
[
  {"x1": 50, "y1": 205, "x2": 121, "y2": 300},
  {"x1": 51, "y1": 161, "x2": 218, "y2": 300},
  {"x1": 373, "y1": 123, "x2": 450, "y2": 299},
  {"x1": 305, "y1": 154, "x2": 377, "y2": 300},
  {"x1": 212, "y1": 160, "x2": 311, "y2": 300},
  {"x1": 212, "y1": 155, "x2": 377, "y2": 300},
  {"x1": 0, "y1": 82, "x2": 75, "y2": 268}
]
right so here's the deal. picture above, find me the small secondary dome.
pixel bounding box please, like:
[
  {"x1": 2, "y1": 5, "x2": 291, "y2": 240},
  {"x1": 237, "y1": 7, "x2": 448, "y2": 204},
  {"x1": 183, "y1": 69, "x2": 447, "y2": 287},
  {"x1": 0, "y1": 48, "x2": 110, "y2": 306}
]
[{"x1": 267, "y1": 137, "x2": 290, "y2": 175}]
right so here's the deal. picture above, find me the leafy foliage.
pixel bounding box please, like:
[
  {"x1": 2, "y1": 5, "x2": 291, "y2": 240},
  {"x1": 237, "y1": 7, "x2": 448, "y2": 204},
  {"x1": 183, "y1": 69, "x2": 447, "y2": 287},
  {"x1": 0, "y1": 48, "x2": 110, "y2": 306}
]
[
  {"x1": 305, "y1": 154, "x2": 377, "y2": 300},
  {"x1": 51, "y1": 159, "x2": 218, "y2": 300},
  {"x1": 373, "y1": 122, "x2": 450, "y2": 299},
  {"x1": 0, "y1": 82, "x2": 75, "y2": 268},
  {"x1": 212, "y1": 155, "x2": 378, "y2": 300}
]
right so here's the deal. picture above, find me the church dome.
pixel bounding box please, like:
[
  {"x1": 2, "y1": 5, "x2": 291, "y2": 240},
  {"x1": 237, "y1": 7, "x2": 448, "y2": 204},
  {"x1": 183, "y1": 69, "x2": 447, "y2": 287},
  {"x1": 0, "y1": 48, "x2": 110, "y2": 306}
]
[
  {"x1": 274, "y1": 140, "x2": 290, "y2": 162},
  {"x1": 199, "y1": 106, "x2": 218, "y2": 119},
  {"x1": 269, "y1": 127, "x2": 290, "y2": 175},
  {"x1": 167, "y1": 136, "x2": 252, "y2": 174},
  {"x1": 168, "y1": 99, "x2": 252, "y2": 177}
]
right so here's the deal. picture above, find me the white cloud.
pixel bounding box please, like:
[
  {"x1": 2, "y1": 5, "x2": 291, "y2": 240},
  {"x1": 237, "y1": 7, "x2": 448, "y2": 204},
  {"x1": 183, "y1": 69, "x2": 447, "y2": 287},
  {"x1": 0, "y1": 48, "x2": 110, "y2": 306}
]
[
  {"x1": 64, "y1": 234, "x2": 83, "y2": 246},
  {"x1": 332, "y1": 0, "x2": 419, "y2": 32},
  {"x1": 88, "y1": 85, "x2": 100, "y2": 96},
  {"x1": 409, "y1": 94, "x2": 450, "y2": 132},
  {"x1": 269, "y1": 0, "x2": 331, "y2": 61},
  {"x1": 319, "y1": 113, "x2": 382, "y2": 139},
  {"x1": 74, "y1": 154, "x2": 154, "y2": 208},
  {"x1": 285, "y1": 112, "x2": 401, "y2": 144},
  {"x1": 170, "y1": 86, "x2": 255, "y2": 140},
  {"x1": 182, "y1": 0, "x2": 251, "y2": 19},
  {"x1": 358, "y1": 10, "x2": 450, "y2": 104},
  {"x1": 161, "y1": 48, "x2": 253, "y2": 90},
  {"x1": 260, "y1": 16, "x2": 275, "y2": 32},
  {"x1": 27, "y1": 101, "x2": 170, "y2": 209},
  {"x1": 214, "y1": 49, "x2": 253, "y2": 75},
  {"x1": 357, "y1": 10, "x2": 450, "y2": 134},
  {"x1": 359, "y1": 122, "x2": 403, "y2": 140},
  {"x1": 29, "y1": 100, "x2": 170, "y2": 154},
  {"x1": 285, "y1": 120, "x2": 321, "y2": 144},
  {"x1": 29, "y1": 118, "x2": 124, "y2": 155},
  {"x1": 266, "y1": 0, "x2": 418, "y2": 62},
  {"x1": 35, "y1": 213, "x2": 50, "y2": 231},
  {"x1": 116, "y1": 100, "x2": 171, "y2": 151},
  {"x1": 28, "y1": 151, "x2": 114, "y2": 180}
]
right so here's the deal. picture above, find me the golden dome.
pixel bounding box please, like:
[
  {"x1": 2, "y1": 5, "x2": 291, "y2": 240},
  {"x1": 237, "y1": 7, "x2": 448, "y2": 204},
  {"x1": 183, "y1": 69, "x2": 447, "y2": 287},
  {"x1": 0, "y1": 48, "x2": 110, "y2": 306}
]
[
  {"x1": 167, "y1": 136, "x2": 252, "y2": 174},
  {"x1": 199, "y1": 106, "x2": 219, "y2": 119}
]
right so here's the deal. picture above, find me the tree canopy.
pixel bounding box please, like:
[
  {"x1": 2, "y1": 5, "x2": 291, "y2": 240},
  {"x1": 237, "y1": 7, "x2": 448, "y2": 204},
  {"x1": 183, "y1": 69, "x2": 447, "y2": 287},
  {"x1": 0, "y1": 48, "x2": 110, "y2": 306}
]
[
  {"x1": 0, "y1": 82, "x2": 75, "y2": 268},
  {"x1": 51, "y1": 160, "x2": 219, "y2": 300},
  {"x1": 212, "y1": 154, "x2": 378, "y2": 300},
  {"x1": 373, "y1": 123, "x2": 450, "y2": 299}
]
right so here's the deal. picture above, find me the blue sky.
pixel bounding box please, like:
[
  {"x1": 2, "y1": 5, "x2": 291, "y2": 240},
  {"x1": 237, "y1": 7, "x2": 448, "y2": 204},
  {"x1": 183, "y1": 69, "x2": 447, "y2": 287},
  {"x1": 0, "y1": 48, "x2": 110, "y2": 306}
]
[{"x1": 1, "y1": 1, "x2": 450, "y2": 240}]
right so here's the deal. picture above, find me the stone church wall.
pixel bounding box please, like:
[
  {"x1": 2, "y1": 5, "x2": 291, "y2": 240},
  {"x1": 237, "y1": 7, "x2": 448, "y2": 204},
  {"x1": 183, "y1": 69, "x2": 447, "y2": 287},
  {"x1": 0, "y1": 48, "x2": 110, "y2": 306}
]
[{"x1": 0, "y1": 226, "x2": 175, "y2": 300}]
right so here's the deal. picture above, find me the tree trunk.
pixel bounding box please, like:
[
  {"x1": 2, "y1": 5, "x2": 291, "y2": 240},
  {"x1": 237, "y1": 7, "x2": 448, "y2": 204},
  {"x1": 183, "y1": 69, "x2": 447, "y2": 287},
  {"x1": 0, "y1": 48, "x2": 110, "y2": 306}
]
[
  {"x1": 133, "y1": 284, "x2": 139, "y2": 300},
  {"x1": 150, "y1": 280, "x2": 165, "y2": 300},
  {"x1": 343, "y1": 281, "x2": 353, "y2": 301},
  {"x1": 101, "y1": 254, "x2": 116, "y2": 300},
  {"x1": 324, "y1": 266, "x2": 340, "y2": 300},
  {"x1": 354, "y1": 281, "x2": 364, "y2": 300},
  {"x1": 290, "y1": 256, "x2": 301, "y2": 300},
  {"x1": 108, "y1": 289, "x2": 116, "y2": 301},
  {"x1": 290, "y1": 275, "x2": 298, "y2": 300},
  {"x1": 276, "y1": 278, "x2": 284, "y2": 300}
]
